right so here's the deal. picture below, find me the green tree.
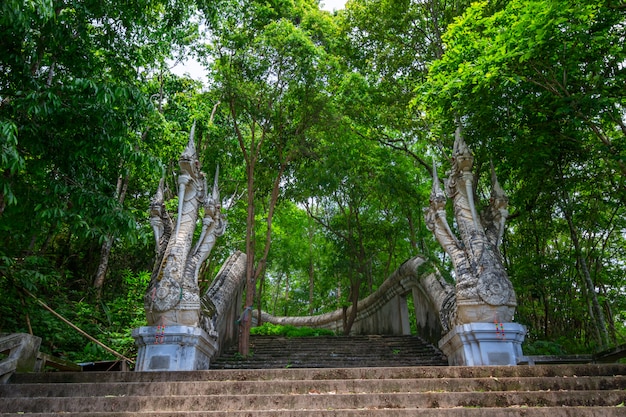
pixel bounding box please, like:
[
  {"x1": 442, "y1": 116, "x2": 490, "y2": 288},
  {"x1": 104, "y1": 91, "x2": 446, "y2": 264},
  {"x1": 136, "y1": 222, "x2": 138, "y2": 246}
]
[
  {"x1": 0, "y1": 0, "x2": 201, "y2": 357},
  {"x1": 296, "y1": 122, "x2": 424, "y2": 333},
  {"x1": 340, "y1": 0, "x2": 472, "y2": 169},
  {"x1": 423, "y1": 0, "x2": 626, "y2": 350},
  {"x1": 259, "y1": 201, "x2": 332, "y2": 316},
  {"x1": 207, "y1": 0, "x2": 336, "y2": 354}
]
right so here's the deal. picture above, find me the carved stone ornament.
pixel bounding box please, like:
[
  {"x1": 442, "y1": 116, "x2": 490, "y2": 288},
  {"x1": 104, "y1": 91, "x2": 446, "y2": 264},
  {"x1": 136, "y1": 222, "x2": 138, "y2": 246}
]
[
  {"x1": 144, "y1": 123, "x2": 226, "y2": 327},
  {"x1": 477, "y1": 272, "x2": 512, "y2": 306},
  {"x1": 425, "y1": 128, "x2": 516, "y2": 326},
  {"x1": 150, "y1": 276, "x2": 182, "y2": 312}
]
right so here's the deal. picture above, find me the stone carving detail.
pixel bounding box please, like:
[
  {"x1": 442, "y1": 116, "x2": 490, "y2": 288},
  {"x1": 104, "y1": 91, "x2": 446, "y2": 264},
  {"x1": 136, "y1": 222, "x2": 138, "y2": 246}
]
[
  {"x1": 257, "y1": 256, "x2": 456, "y2": 343},
  {"x1": 144, "y1": 124, "x2": 225, "y2": 328},
  {"x1": 438, "y1": 290, "x2": 457, "y2": 333},
  {"x1": 425, "y1": 128, "x2": 516, "y2": 325}
]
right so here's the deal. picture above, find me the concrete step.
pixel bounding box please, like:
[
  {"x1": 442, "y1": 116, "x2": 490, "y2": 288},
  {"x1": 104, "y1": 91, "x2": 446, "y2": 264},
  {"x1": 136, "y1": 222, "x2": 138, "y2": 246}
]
[
  {"x1": 211, "y1": 335, "x2": 448, "y2": 369},
  {"x1": 1, "y1": 364, "x2": 624, "y2": 416},
  {"x1": 2, "y1": 409, "x2": 626, "y2": 417},
  {"x1": 2, "y1": 375, "x2": 624, "y2": 397},
  {"x1": 2, "y1": 390, "x2": 626, "y2": 413},
  {"x1": 7, "y1": 363, "x2": 626, "y2": 383}
]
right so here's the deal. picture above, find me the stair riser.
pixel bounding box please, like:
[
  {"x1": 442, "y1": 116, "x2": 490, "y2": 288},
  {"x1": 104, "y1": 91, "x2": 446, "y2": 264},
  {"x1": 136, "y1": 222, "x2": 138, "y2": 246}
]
[
  {"x1": 2, "y1": 409, "x2": 626, "y2": 417},
  {"x1": 9, "y1": 364, "x2": 626, "y2": 384},
  {"x1": 3, "y1": 334, "x2": 625, "y2": 417},
  {"x1": 211, "y1": 336, "x2": 448, "y2": 369},
  {"x1": 2, "y1": 376, "x2": 624, "y2": 398},
  {"x1": 0, "y1": 407, "x2": 624, "y2": 417},
  {"x1": 3, "y1": 390, "x2": 625, "y2": 413},
  {"x1": 213, "y1": 361, "x2": 448, "y2": 369}
]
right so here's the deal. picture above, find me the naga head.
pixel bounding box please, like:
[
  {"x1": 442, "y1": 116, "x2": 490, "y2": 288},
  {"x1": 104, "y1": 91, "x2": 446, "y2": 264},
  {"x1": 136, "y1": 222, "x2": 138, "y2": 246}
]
[
  {"x1": 429, "y1": 161, "x2": 447, "y2": 211},
  {"x1": 451, "y1": 127, "x2": 474, "y2": 173},
  {"x1": 204, "y1": 165, "x2": 221, "y2": 218},
  {"x1": 150, "y1": 177, "x2": 165, "y2": 217},
  {"x1": 489, "y1": 161, "x2": 508, "y2": 213},
  {"x1": 179, "y1": 122, "x2": 200, "y2": 177}
]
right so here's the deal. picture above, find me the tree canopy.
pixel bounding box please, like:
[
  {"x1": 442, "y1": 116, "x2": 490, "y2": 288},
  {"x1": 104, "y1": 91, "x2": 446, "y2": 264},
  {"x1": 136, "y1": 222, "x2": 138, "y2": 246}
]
[{"x1": 1, "y1": 0, "x2": 624, "y2": 361}]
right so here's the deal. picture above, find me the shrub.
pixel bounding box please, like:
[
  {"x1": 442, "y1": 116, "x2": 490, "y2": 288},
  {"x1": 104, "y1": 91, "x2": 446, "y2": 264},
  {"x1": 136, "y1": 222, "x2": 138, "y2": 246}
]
[{"x1": 251, "y1": 322, "x2": 335, "y2": 337}]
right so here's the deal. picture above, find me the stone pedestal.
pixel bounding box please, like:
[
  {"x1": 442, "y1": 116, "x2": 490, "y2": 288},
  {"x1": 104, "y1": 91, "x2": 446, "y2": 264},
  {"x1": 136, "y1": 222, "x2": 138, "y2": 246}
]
[
  {"x1": 438, "y1": 322, "x2": 526, "y2": 366},
  {"x1": 132, "y1": 325, "x2": 218, "y2": 371}
]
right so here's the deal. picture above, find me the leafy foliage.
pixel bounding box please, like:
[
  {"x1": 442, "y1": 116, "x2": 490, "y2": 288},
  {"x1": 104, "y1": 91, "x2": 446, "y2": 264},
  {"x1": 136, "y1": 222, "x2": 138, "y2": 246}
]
[
  {"x1": 251, "y1": 322, "x2": 335, "y2": 338},
  {"x1": 423, "y1": 0, "x2": 626, "y2": 350},
  {"x1": 0, "y1": 0, "x2": 624, "y2": 362}
]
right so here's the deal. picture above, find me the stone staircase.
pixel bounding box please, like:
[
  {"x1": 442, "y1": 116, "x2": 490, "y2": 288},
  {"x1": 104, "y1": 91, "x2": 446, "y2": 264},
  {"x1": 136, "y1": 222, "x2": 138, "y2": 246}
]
[
  {"x1": 1, "y1": 363, "x2": 625, "y2": 416},
  {"x1": 210, "y1": 335, "x2": 449, "y2": 369}
]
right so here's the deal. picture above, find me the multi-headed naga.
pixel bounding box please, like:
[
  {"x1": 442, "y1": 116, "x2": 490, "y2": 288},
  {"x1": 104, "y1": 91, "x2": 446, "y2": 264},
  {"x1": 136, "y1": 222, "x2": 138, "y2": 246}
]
[
  {"x1": 425, "y1": 129, "x2": 516, "y2": 326},
  {"x1": 145, "y1": 124, "x2": 225, "y2": 328}
]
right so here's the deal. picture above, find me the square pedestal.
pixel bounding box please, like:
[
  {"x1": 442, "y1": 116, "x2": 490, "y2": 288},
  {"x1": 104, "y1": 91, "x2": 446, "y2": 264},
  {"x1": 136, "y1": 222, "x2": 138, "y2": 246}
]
[
  {"x1": 132, "y1": 325, "x2": 218, "y2": 371},
  {"x1": 439, "y1": 322, "x2": 526, "y2": 366}
]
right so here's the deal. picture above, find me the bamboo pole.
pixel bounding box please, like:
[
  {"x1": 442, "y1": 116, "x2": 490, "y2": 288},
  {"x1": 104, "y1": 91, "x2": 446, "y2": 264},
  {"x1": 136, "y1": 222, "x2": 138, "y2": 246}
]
[{"x1": 22, "y1": 289, "x2": 134, "y2": 364}]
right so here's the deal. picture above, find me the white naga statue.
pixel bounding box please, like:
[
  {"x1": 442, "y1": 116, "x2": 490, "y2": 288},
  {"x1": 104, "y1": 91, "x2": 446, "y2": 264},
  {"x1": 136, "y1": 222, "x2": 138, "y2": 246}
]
[
  {"x1": 145, "y1": 124, "x2": 226, "y2": 328},
  {"x1": 425, "y1": 128, "x2": 516, "y2": 326}
]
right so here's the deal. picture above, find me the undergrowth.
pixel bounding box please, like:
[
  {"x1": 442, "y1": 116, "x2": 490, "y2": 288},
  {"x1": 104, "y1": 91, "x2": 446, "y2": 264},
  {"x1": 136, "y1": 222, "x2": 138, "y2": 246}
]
[{"x1": 251, "y1": 322, "x2": 335, "y2": 337}]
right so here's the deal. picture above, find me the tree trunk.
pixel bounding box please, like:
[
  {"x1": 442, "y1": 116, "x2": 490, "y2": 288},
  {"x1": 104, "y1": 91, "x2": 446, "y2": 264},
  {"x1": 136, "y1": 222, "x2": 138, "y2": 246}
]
[
  {"x1": 308, "y1": 217, "x2": 315, "y2": 315},
  {"x1": 231, "y1": 98, "x2": 258, "y2": 357},
  {"x1": 342, "y1": 279, "x2": 360, "y2": 335},
  {"x1": 0, "y1": 169, "x2": 9, "y2": 216},
  {"x1": 563, "y1": 204, "x2": 610, "y2": 350},
  {"x1": 253, "y1": 162, "x2": 286, "y2": 330},
  {"x1": 93, "y1": 173, "x2": 129, "y2": 298},
  {"x1": 284, "y1": 273, "x2": 290, "y2": 316},
  {"x1": 93, "y1": 237, "x2": 114, "y2": 297},
  {"x1": 271, "y1": 272, "x2": 284, "y2": 316},
  {"x1": 239, "y1": 158, "x2": 256, "y2": 357}
]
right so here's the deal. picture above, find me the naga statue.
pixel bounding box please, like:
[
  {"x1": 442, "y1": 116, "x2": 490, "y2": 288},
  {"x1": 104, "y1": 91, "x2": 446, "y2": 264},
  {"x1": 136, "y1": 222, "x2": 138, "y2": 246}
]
[
  {"x1": 425, "y1": 128, "x2": 516, "y2": 326},
  {"x1": 145, "y1": 124, "x2": 226, "y2": 330}
]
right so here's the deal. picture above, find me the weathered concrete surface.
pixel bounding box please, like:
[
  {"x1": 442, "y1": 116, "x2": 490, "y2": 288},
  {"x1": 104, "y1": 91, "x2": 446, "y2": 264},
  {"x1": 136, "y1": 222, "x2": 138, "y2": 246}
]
[
  {"x1": 133, "y1": 251, "x2": 246, "y2": 371},
  {"x1": 425, "y1": 132, "x2": 516, "y2": 326},
  {"x1": 200, "y1": 250, "x2": 246, "y2": 356},
  {"x1": 1, "y1": 364, "x2": 625, "y2": 416},
  {"x1": 439, "y1": 322, "x2": 526, "y2": 366},
  {"x1": 3, "y1": 390, "x2": 625, "y2": 413},
  {"x1": 3, "y1": 375, "x2": 624, "y2": 397},
  {"x1": 1, "y1": 409, "x2": 624, "y2": 417},
  {"x1": 10, "y1": 363, "x2": 625, "y2": 384},
  {"x1": 132, "y1": 325, "x2": 217, "y2": 371},
  {"x1": 135, "y1": 126, "x2": 241, "y2": 372},
  {"x1": 211, "y1": 335, "x2": 448, "y2": 369},
  {"x1": 0, "y1": 333, "x2": 41, "y2": 383},
  {"x1": 144, "y1": 125, "x2": 225, "y2": 329}
]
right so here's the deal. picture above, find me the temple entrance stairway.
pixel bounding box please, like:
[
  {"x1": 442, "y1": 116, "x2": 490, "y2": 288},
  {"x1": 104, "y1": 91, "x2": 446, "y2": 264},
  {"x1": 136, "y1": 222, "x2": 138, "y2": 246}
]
[
  {"x1": 1, "y1": 335, "x2": 625, "y2": 416},
  {"x1": 210, "y1": 335, "x2": 449, "y2": 369},
  {"x1": 1, "y1": 363, "x2": 625, "y2": 416}
]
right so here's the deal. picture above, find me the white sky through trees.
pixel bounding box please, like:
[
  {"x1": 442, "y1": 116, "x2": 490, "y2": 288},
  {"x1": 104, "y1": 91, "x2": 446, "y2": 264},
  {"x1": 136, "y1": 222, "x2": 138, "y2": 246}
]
[
  {"x1": 171, "y1": 1, "x2": 347, "y2": 81},
  {"x1": 320, "y1": 0, "x2": 347, "y2": 11}
]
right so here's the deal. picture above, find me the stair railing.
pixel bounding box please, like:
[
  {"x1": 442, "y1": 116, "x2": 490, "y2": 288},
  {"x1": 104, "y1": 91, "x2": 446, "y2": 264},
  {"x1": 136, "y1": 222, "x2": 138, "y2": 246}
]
[{"x1": 0, "y1": 333, "x2": 41, "y2": 383}]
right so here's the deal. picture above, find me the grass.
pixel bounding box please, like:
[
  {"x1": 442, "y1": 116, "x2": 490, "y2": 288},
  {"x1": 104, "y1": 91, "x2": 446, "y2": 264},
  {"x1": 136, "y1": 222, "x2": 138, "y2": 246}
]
[{"x1": 250, "y1": 323, "x2": 335, "y2": 338}]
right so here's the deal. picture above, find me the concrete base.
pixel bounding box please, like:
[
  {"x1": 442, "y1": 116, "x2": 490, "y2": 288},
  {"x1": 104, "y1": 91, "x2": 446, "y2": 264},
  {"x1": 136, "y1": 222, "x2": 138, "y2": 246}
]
[
  {"x1": 438, "y1": 322, "x2": 526, "y2": 366},
  {"x1": 132, "y1": 325, "x2": 218, "y2": 371}
]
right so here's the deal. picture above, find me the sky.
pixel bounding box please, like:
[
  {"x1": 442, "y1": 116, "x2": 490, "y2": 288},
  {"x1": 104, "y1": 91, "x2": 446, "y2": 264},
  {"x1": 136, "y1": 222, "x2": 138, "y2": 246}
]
[
  {"x1": 170, "y1": 0, "x2": 348, "y2": 81},
  {"x1": 320, "y1": 0, "x2": 347, "y2": 12}
]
